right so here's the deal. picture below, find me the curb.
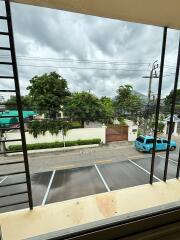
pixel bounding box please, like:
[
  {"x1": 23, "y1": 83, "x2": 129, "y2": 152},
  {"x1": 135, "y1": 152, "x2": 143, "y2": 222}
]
[{"x1": 6, "y1": 144, "x2": 100, "y2": 156}]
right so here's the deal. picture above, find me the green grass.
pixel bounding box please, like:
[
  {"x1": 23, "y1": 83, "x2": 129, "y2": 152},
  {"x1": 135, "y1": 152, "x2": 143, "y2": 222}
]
[{"x1": 8, "y1": 139, "x2": 101, "y2": 151}]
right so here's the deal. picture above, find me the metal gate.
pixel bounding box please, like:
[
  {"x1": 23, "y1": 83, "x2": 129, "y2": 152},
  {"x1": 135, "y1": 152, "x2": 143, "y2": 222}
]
[{"x1": 106, "y1": 126, "x2": 128, "y2": 142}]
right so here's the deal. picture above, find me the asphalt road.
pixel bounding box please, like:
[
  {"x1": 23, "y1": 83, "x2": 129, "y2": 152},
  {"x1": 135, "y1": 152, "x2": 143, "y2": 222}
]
[
  {"x1": 1, "y1": 154, "x2": 179, "y2": 214},
  {"x1": 0, "y1": 142, "x2": 179, "y2": 214},
  {"x1": 0, "y1": 144, "x2": 149, "y2": 174}
]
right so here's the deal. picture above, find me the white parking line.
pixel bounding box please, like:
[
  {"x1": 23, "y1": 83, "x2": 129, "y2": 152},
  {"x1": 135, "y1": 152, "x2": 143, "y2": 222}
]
[
  {"x1": 0, "y1": 176, "x2": 8, "y2": 184},
  {"x1": 94, "y1": 164, "x2": 111, "y2": 192},
  {"x1": 128, "y1": 159, "x2": 161, "y2": 182},
  {"x1": 158, "y1": 155, "x2": 177, "y2": 164},
  {"x1": 41, "y1": 170, "x2": 56, "y2": 206}
]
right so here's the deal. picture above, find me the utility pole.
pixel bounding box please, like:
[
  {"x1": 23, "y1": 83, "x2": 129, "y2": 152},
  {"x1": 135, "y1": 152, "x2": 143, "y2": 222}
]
[
  {"x1": 143, "y1": 60, "x2": 159, "y2": 103},
  {"x1": 142, "y1": 60, "x2": 159, "y2": 134}
]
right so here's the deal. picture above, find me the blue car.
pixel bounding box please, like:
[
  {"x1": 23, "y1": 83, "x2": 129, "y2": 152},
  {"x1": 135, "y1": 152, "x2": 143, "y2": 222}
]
[{"x1": 135, "y1": 135, "x2": 176, "y2": 153}]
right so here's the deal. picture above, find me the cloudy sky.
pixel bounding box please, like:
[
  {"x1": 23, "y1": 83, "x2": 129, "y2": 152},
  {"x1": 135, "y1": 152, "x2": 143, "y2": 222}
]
[{"x1": 0, "y1": 2, "x2": 180, "y2": 100}]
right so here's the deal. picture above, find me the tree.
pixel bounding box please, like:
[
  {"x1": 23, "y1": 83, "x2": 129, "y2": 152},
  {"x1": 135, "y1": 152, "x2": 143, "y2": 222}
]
[
  {"x1": 27, "y1": 72, "x2": 70, "y2": 118},
  {"x1": 64, "y1": 91, "x2": 104, "y2": 127},
  {"x1": 114, "y1": 85, "x2": 143, "y2": 118},
  {"x1": 100, "y1": 97, "x2": 115, "y2": 123},
  {"x1": 5, "y1": 95, "x2": 32, "y2": 110},
  {"x1": 164, "y1": 89, "x2": 180, "y2": 114}
]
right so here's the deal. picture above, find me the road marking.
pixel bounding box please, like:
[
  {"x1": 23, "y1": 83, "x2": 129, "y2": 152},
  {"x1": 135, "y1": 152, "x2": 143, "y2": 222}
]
[
  {"x1": 128, "y1": 155, "x2": 145, "y2": 160},
  {"x1": 41, "y1": 170, "x2": 56, "y2": 206},
  {"x1": 158, "y1": 155, "x2": 178, "y2": 164},
  {"x1": 95, "y1": 159, "x2": 112, "y2": 164},
  {"x1": 128, "y1": 159, "x2": 161, "y2": 182},
  {"x1": 94, "y1": 164, "x2": 111, "y2": 192},
  {"x1": 54, "y1": 164, "x2": 75, "y2": 170},
  {"x1": 0, "y1": 176, "x2": 8, "y2": 184}
]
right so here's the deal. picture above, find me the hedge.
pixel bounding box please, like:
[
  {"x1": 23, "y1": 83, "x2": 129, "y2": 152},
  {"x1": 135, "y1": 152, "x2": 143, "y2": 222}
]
[{"x1": 8, "y1": 139, "x2": 101, "y2": 151}]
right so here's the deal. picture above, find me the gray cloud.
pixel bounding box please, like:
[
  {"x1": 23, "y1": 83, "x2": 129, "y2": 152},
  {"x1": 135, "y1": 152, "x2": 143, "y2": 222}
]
[{"x1": 0, "y1": 2, "x2": 179, "y2": 101}]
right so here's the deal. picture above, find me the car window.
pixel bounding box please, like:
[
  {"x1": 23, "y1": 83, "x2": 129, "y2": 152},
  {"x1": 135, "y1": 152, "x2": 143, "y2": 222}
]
[
  {"x1": 146, "y1": 139, "x2": 154, "y2": 144},
  {"x1": 136, "y1": 137, "x2": 144, "y2": 143},
  {"x1": 163, "y1": 140, "x2": 168, "y2": 143},
  {"x1": 157, "y1": 140, "x2": 162, "y2": 143}
]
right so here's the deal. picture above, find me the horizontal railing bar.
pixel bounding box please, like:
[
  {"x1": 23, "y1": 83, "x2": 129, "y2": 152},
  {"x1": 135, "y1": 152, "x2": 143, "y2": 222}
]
[
  {"x1": 0, "y1": 127, "x2": 20, "y2": 131},
  {"x1": 0, "y1": 191, "x2": 27, "y2": 198},
  {"x1": 0, "y1": 160, "x2": 24, "y2": 166},
  {"x1": 0, "y1": 115, "x2": 19, "y2": 118},
  {"x1": 0, "y1": 139, "x2": 22, "y2": 142},
  {"x1": 0, "y1": 200, "x2": 29, "y2": 209},
  {"x1": 0, "y1": 181, "x2": 27, "y2": 188},
  {"x1": 0, "y1": 62, "x2": 12, "y2": 65},
  {"x1": 0, "y1": 16, "x2": 7, "y2": 20},
  {"x1": 0, "y1": 76, "x2": 14, "y2": 79},
  {"x1": 0, "y1": 31, "x2": 9, "y2": 35},
  {"x1": 0, "y1": 47, "x2": 10, "y2": 50},
  {"x1": 0, "y1": 90, "x2": 15, "y2": 92},
  {"x1": 0, "y1": 171, "x2": 25, "y2": 177},
  {"x1": 0, "y1": 150, "x2": 22, "y2": 155}
]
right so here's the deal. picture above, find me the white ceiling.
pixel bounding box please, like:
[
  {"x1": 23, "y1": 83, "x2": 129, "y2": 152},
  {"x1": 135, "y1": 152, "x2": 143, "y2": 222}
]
[{"x1": 12, "y1": 0, "x2": 180, "y2": 30}]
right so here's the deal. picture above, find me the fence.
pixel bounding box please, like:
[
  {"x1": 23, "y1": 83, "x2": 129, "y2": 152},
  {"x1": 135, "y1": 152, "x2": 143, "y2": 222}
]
[{"x1": 4, "y1": 127, "x2": 106, "y2": 148}]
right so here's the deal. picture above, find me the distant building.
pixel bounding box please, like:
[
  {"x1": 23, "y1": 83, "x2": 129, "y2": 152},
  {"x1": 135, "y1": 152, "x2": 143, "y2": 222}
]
[
  {"x1": 0, "y1": 110, "x2": 37, "y2": 127},
  {"x1": 163, "y1": 115, "x2": 180, "y2": 136}
]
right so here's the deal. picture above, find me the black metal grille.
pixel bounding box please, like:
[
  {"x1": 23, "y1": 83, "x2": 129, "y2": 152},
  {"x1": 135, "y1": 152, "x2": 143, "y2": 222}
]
[
  {"x1": 150, "y1": 27, "x2": 180, "y2": 184},
  {"x1": 0, "y1": 0, "x2": 33, "y2": 210}
]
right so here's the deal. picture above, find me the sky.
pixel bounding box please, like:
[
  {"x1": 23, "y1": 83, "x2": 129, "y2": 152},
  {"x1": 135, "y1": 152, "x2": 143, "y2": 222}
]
[{"x1": 0, "y1": 2, "x2": 180, "y2": 100}]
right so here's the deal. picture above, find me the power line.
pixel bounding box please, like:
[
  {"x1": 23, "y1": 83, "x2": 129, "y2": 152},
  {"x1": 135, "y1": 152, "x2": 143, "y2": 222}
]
[
  {"x1": 0, "y1": 54, "x2": 156, "y2": 66},
  {"x1": 16, "y1": 64, "x2": 152, "y2": 72}
]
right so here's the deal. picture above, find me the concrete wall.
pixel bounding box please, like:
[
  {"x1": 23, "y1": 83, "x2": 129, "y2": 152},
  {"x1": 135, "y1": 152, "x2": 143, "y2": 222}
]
[
  {"x1": 125, "y1": 120, "x2": 138, "y2": 141},
  {"x1": 5, "y1": 127, "x2": 106, "y2": 147}
]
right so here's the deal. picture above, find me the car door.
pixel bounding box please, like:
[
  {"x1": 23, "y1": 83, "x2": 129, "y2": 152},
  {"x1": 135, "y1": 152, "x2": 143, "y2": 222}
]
[
  {"x1": 162, "y1": 139, "x2": 168, "y2": 150},
  {"x1": 156, "y1": 139, "x2": 162, "y2": 150}
]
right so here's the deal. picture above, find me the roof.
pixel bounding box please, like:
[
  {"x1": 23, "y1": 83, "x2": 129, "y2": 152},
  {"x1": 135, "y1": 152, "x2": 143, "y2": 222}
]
[
  {"x1": 165, "y1": 115, "x2": 180, "y2": 122},
  {"x1": 12, "y1": 0, "x2": 180, "y2": 30},
  {"x1": 0, "y1": 110, "x2": 36, "y2": 125}
]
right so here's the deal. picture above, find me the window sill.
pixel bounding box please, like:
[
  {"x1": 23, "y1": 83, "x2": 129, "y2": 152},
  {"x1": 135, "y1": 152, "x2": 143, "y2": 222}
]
[{"x1": 1, "y1": 179, "x2": 180, "y2": 240}]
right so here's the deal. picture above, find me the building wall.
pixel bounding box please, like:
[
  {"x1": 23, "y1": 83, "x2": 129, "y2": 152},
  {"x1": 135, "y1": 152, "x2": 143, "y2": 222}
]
[
  {"x1": 126, "y1": 120, "x2": 138, "y2": 141},
  {"x1": 5, "y1": 127, "x2": 106, "y2": 147}
]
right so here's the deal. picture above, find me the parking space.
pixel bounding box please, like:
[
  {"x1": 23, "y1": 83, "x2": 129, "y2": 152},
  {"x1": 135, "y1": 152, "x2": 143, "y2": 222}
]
[
  {"x1": 133, "y1": 156, "x2": 178, "y2": 180},
  {"x1": 0, "y1": 155, "x2": 179, "y2": 214},
  {"x1": 97, "y1": 161, "x2": 158, "y2": 191},
  {"x1": 46, "y1": 166, "x2": 107, "y2": 204}
]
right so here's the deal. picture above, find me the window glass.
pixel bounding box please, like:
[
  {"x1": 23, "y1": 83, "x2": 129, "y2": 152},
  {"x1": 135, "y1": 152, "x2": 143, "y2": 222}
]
[
  {"x1": 136, "y1": 137, "x2": 144, "y2": 143},
  {"x1": 146, "y1": 139, "x2": 154, "y2": 144},
  {"x1": 157, "y1": 140, "x2": 162, "y2": 143}
]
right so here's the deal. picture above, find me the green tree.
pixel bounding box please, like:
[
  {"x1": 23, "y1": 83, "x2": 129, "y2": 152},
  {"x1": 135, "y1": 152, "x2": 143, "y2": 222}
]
[
  {"x1": 114, "y1": 85, "x2": 143, "y2": 118},
  {"x1": 5, "y1": 95, "x2": 32, "y2": 110},
  {"x1": 27, "y1": 72, "x2": 70, "y2": 118},
  {"x1": 164, "y1": 89, "x2": 180, "y2": 114},
  {"x1": 100, "y1": 97, "x2": 114, "y2": 123},
  {"x1": 64, "y1": 91, "x2": 104, "y2": 127}
]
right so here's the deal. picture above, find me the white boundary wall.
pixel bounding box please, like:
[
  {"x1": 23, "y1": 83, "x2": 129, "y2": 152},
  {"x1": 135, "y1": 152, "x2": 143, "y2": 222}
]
[{"x1": 5, "y1": 127, "x2": 106, "y2": 147}]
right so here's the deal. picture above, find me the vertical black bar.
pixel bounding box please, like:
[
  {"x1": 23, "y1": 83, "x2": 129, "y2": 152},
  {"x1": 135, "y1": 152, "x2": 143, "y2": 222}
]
[
  {"x1": 5, "y1": 0, "x2": 33, "y2": 209},
  {"x1": 176, "y1": 148, "x2": 180, "y2": 179},
  {"x1": 164, "y1": 37, "x2": 180, "y2": 181},
  {"x1": 150, "y1": 27, "x2": 167, "y2": 184},
  {"x1": 175, "y1": 38, "x2": 180, "y2": 179}
]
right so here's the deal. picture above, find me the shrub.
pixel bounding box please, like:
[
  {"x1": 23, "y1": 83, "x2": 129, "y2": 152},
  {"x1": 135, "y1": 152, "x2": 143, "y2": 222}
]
[{"x1": 8, "y1": 138, "x2": 101, "y2": 151}]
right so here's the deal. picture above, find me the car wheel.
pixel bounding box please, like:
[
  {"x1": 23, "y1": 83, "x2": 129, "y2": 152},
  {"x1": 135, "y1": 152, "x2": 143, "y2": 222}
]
[
  {"x1": 170, "y1": 146, "x2": 175, "y2": 151},
  {"x1": 149, "y1": 149, "x2": 153, "y2": 154}
]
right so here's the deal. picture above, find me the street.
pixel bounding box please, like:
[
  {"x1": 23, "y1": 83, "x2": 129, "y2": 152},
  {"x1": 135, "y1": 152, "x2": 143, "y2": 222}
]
[
  {"x1": 0, "y1": 140, "x2": 179, "y2": 213},
  {"x1": 0, "y1": 143, "x2": 150, "y2": 174}
]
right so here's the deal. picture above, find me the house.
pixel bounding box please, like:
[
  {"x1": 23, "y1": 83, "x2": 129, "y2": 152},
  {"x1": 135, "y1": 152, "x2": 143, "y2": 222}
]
[
  {"x1": 0, "y1": 110, "x2": 37, "y2": 127},
  {"x1": 163, "y1": 114, "x2": 180, "y2": 136}
]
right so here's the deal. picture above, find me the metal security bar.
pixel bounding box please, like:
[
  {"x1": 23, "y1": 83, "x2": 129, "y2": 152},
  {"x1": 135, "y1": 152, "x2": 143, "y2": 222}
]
[
  {"x1": 150, "y1": 27, "x2": 167, "y2": 184},
  {"x1": 164, "y1": 37, "x2": 180, "y2": 181},
  {"x1": 0, "y1": 0, "x2": 33, "y2": 210},
  {"x1": 150, "y1": 27, "x2": 180, "y2": 183}
]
